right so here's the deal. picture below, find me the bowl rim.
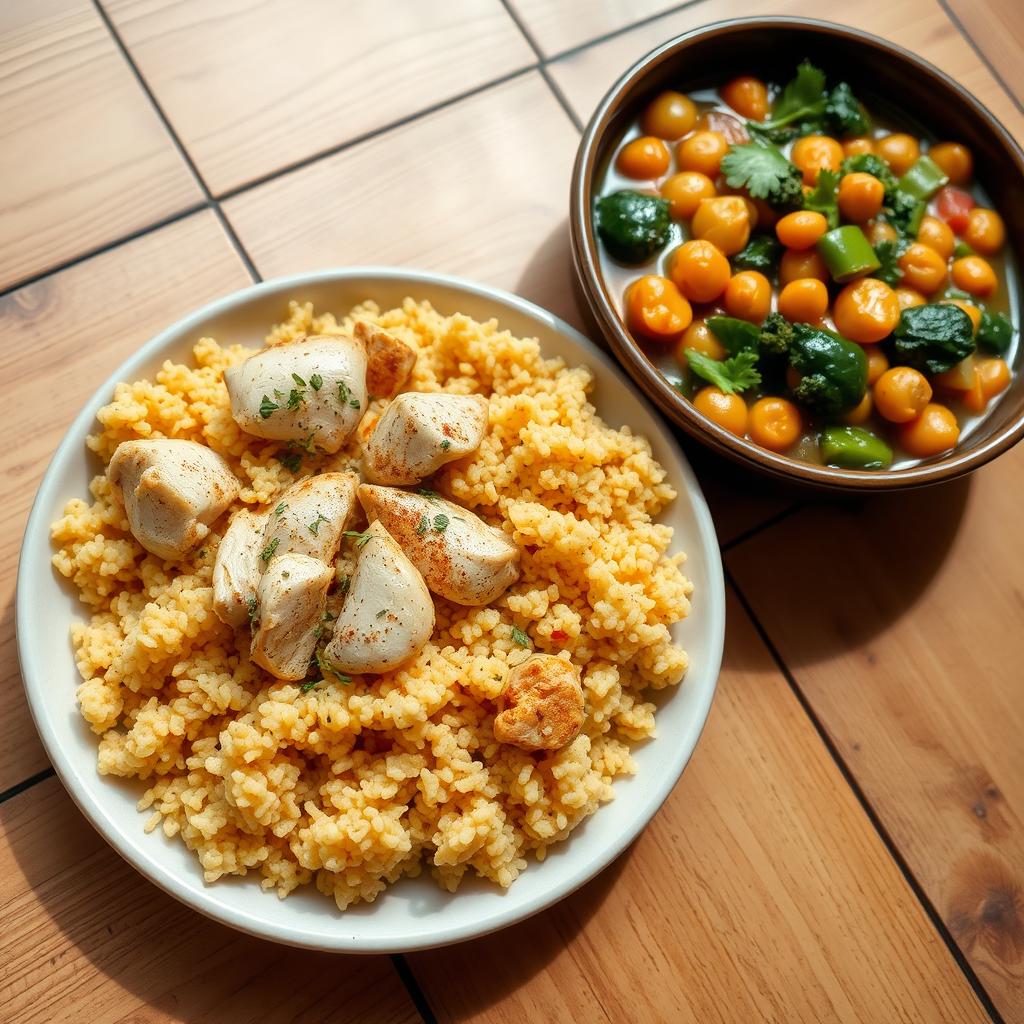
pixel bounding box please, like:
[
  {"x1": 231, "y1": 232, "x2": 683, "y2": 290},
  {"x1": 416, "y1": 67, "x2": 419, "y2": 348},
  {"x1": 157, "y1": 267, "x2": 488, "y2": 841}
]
[
  {"x1": 570, "y1": 15, "x2": 1024, "y2": 492},
  {"x1": 16, "y1": 266, "x2": 725, "y2": 952}
]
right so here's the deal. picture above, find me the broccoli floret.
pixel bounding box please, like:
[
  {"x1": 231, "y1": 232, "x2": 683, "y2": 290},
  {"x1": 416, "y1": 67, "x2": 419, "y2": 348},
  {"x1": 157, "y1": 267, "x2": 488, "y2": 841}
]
[
  {"x1": 840, "y1": 153, "x2": 896, "y2": 191},
  {"x1": 788, "y1": 323, "x2": 868, "y2": 415},
  {"x1": 792, "y1": 374, "x2": 838, "y2": 413},
  {"x1": 760, "y1": 312, "x2": 796, "y2": 355}
]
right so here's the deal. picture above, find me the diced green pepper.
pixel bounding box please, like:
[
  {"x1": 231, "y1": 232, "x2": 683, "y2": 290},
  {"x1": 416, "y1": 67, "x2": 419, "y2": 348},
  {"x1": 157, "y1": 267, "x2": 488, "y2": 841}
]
[
  {"x1": 953, "y1": 240, "x2": 974, "y2": 258},
  {"x1": 820, "y1": 426, "x2": 893, "y2": 470},
  {"x1": 816, "y1": 225, "x2": 881, "y2": 283},
  {"x1": 898, "y1": 155, "x2": 949, "y2": 201}
]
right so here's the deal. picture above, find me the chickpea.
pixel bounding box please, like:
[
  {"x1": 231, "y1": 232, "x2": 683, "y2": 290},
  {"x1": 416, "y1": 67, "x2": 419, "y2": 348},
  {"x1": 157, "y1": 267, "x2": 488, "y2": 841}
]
[
  {"x1": 748, "y1": 397, "x2": 802, "y2": 451},
  {"x1": 791, "y1": 135, "x2": 844, "y2": 184},
  {"x1": 866, "y1": 347, "x2": 889, "y2": 386},
  {"x1": 668, "y1": 239, "x2": 731, "y2": 303},
  {"x1": 841, "y1": 391, "x2": 874, "y2": 425},
  {"x1": 833, "y1": 278, "x2": 901, "y2": 343},
  {"x1": 677, "y1": 130, "x2": 729, "y2": 177},
  {"x1": 616, "y1": 136, "x2": 670, "y2": 179},
  {"x1": 900, "y1": 403, "x2": 960, "y2": 457},
  {"x1": 874, "y1": 366, "x2": 933, "y2": 423},
  {"x1": 895, "y1": 287, "x2": 925, "y2": 311},
  {"x1": 951, "y1": 255, "x2": 998, "y2": 297},
  {"x1": 843, "y1": 137, "x2": 875, "y2": 158},
  {"x1": 660, "y1": 171, "x2": 716, "y2": 220},
  {"x1": 928, "y1": 142, "x2": 973, "y2": 186},
  {"x1": 693, "y1": 386, "x2": 748, "y2": 436},
  {"x1": 720, "y1": 76, "x2": 769, "y2": 121},
  {"x1": 778, "y1": 278, "x2": 829, "y2": 322},
  {"x1": 779, "y1": 247, "x2": 829, "y2": 286},
  {"x1": 837, "y1": 173, "x2": 884, "y2": 222},
  {"x1": 690, "y1": 196, "x2": 750, "y2": 256},
  {"x1": 876, "y1": 133, "x2": 920, "y2": 176},
  {"x1": 641, "y1": 91, "x2": 698, "y2": 140},
  {"x1": 963, "y1": 208, "x2": 1006, "y2": 255},
  {"x1": 625, "y1": 275, "x2": 692, "y2": 340},
  {"x1": 724, "y1": 270, "x2": 772, "y2": 322},
  {"x1": 942, "y1": 298, "x2": 982, "y2": 335},
  {"x1": 977, "y1": 357, "x2": 1011, "y2": 400},
  {"x1": 776, "y1": 210, "x2": 829, "y2": 249},
  {"x1": 674, "y1": 320, "x2": 727, "y2": 367},
  {"x1": 917, "y1": 215, "x2": 955, "y2": 260},
  {"x1": 867, "y1": 220, "x2": 899, "y2": 245},
  {"x1": 899, "y1": 243, "x2": 948, "y2": 294}
]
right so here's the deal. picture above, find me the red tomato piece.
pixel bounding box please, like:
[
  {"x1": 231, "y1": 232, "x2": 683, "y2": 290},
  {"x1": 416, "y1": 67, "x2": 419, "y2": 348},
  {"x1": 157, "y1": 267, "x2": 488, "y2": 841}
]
[
  {"x1": 550, "y1": 629, "x2": 568, "y2": 642},
  {"x1": 935, "y1": 186, "x2": 976, "y2": 234}
]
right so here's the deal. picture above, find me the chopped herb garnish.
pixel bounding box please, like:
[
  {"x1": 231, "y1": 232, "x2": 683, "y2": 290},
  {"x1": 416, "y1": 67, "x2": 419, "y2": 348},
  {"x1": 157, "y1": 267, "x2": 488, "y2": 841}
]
[
  {"x1": 343, "y1": 530, "x2": 373, "y2": 550},
  {"x1": 286, "y1": 387, "x2": 304, "y2": 411},
  {"x1": 288, "y1": 431, "x2": 319, "y2": 455},
  {"x1": 259, "y1": 394, "x2": 280, "y2": 419},
  {"x1": 376, "y1": 609, "x2": 387, "y2": 619},
  {"x1": 416, "y1": 515, "x2": 429, "y2": 535},
  {"x1": 260, "y1": 537, "x2": 280, "y2": 563},
  {"x1": 278, "y1": 450, "x2": 302, "y2": 473},
  {"x1": 315, "y1": 649, "x2": 352, "y2": 684},
  {"x1": 433, "y1": 513, "x2": 449, "y2": 532},
  {"x1": 418, "y1": 488, "x2": 439, "y2": 500},
  {"x1": 309, "y1": 373, "x2": 323, "y2": 391},
  {"x1": 274, "y1": 501, "x2": 288, "y2": 518},
  {"x1": 246, "y1": 596, "x2": 258, "y2": 625},
  {"x1": 292, "y1": 372, "x2": 307, "y2": 388},
  {"x1": 337, "y1": 380, "x2": 361, "y2": 409},
  {"x1": 308, "y1": 512, "x2": 330, "y2": 536},
  {"x1": 338, "y1": 574, "x2": 351, "y2": 594},
  {"x1": 511, "y1": 626, "x2": 532, "y2": 648},
  {"x1": 440, "y1": 439, "x2": 451, "y2": 450},
  {"x1": 300, "y1": 679, "x2": 321, "y2": 694}
]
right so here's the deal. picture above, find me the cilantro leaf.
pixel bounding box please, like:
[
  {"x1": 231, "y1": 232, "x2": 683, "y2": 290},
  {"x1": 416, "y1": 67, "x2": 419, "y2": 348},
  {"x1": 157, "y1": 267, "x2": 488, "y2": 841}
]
[
  {"x1": 685, "y1": 350, "x2": 762, "y2": 395},
  {"x1": 802, "y1": 169, "x2": 840, "y2": 228},
  {"x1": 720, "y1": 142, "x2": 803, "y2": 207},
  {"x1": 871, "y1": 239, "x2": 907, "y2": 287},
  {"x1": 757, "y1": 61, "x2": 827, "y2": 134},
  {"x1": 733, "y1": 235, "x2": 780, "y2": 274}
]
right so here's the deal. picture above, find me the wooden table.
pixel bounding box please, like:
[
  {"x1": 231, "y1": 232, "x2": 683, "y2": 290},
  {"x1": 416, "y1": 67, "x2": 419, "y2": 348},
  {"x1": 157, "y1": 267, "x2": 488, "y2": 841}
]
[{"x1": 2, "y1": 1, "x2": 1022, "y2": 1021}]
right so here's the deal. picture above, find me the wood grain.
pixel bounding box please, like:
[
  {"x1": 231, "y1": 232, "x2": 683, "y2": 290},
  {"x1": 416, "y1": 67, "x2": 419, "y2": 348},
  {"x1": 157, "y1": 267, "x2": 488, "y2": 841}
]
[
  {"x1": 548, "y1": 0, "x2": 1024, "y2": 141},
  {"x1": 0, "y1": 0, "x2": 202, "y2": 291},
  {"x1": 727, "y1": 445, "x2": 1024, "y2": 1019},
  {"x1": 944, "y1": 0, "x2": 1024, "y2": 105},
  {"x1": 409, "y1": 590, "x2": 988, "y2": 1023},
  {"x1": 101, "y1": 0, "x2": 536, "y2": 195},
  {"x1": 0, "y1": 778, "x2": 421, "y2": 1024},
  {"x1": 0, "y1": 211, "x2": 252, "y2": 793}
]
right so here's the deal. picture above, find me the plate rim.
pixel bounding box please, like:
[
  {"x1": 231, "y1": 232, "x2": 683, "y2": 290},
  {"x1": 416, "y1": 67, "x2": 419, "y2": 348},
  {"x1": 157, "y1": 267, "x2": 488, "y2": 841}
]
[{"x1": 16, "y1": 266, "x2": 725, "y2": 952}]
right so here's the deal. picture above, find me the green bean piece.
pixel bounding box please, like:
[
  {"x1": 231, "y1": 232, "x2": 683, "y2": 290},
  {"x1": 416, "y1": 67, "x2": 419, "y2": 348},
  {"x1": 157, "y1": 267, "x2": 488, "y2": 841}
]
[
  {"x1": 816, "y1": 225, "x2": 881, "y2": 283},
  {"x1": 897, "y1": 155, "x2": 949, "y2": 201},
  {"x1": 820, "y1": 426, "x2": 894, "y2": 470}
]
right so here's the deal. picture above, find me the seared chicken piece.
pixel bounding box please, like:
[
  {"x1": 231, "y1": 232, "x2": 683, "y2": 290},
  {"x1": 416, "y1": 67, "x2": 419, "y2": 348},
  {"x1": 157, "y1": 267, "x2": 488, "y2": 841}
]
[
  {"x1": 356, "y1": 321, "x2": 416, "y2": 400},
  {"x1": 323, "y1": 521, "x2": 434, "y2": 675},
  {"x1": 213, "y1": 508, "x2": 267, "y2": 627},
  {"x1": 262, "y1": 472, "x2": 357, "y2": 563},
  {"x1": 108, "y1": 439, "x2": 239, "y2": 561},
  {"x1": 250, "y1": 552, "x2": 334, "y2": 680},
  {"x1": 363, "y1": 393, "x2": 489, "y2": 485},
  {"x1": 494, "y1": 654, "x2": 585, "y2": 751},
  {"x1": 358, "y1": 485, "x2": 519, "y2": 605},
  {"x1": 224, "y1": 335, "x2": 367, "y2": 453}
]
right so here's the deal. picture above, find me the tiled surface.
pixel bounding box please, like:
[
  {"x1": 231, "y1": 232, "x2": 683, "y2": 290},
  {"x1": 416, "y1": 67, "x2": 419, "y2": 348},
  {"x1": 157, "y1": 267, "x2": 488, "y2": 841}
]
[{"x1": 2, "y1": 0, "x2": 1023, "y2": 1019}]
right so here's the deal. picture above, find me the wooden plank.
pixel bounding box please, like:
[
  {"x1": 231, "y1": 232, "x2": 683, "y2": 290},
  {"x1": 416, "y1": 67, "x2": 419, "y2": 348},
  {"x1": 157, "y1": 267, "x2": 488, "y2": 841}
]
[
  {"x1": 548, "y1": 0, "x2": 1024, "y2": 141},
  {"x1": 727, "y1": 444, "x2": 1024, "y2": 1019},
  {"x1": 101, "y1": 0, "x2": 535, "y2": 195},
  {"x1": 0, "y1": 211, "x2": 253, "y2": 793},
  {"x1": 0, "y1": 778, "x2": 421, "y2": 1024},
  {"x1": 944, "y1": 0, "x2": 1024, "y2": 106},
  {"x1": 409, "y1": 590, "x2": 988, "y2": 1024},
  {"x1": 507, "y1": 0, "x2": 682, "y2": 57},
  {"x1": 0, "y1": 0, "x2": 202, "y2": 291}
]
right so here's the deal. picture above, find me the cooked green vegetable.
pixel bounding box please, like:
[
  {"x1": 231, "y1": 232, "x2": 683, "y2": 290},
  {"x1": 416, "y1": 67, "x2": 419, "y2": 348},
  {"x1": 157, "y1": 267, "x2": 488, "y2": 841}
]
[
  {"x1": 840, "y1": 153, "x2": 897, "y2": 191},
  {"x1": 595, "y1": 190, "x2": 670, "y2": 263},
  {"x1": 747, "y1": 61, "x2": 827, "y2": 142},
  {"x1": 890, "y1": 303, "x2": 975, "y2": 373},
  {"x1": 898, "y1": 155, "x2": 949, "y2": 201},
  {"x1": 685, "y1": 350, "x2": 762, "y2": 395},
  {"x1": 706, "y1": 315, "x2": 761, "y2": 354},
  {"x1": 802, "y1": 169, "x2": 840, "y2": 228},
  {"x1": 884, "y1": 190, "x2": 926, "y2": 237},
  {"x1": 788, "y1": 323, "x2": 868, "y2": 414},
  {"x1": 760, "y1": 312, "x2": 796, "y2": 356},
  {"x1": 953, "y1": 240, "x2": 975, "y2": 258},
  {"x1": 871, "y1": 239, "x2": 907, "y2": 287},
  {"x1": 734, "y1": 235, "x2": 781, "y2": 273},
  {"x1": 824, "y1": 82, "x2": 870, "y2": 136},
  {"x1": 820, "y1": 426, "x2": 893, "y2": 470},
  {"x1": 817, "y1": 225, "x2": 880, "y2": 282},
  {"x1": 720, "y1": 142, "x2": 804, "y2": 208},
  {"x1": 977, "y1": 311, "x2": 1014, "y2": 354}
]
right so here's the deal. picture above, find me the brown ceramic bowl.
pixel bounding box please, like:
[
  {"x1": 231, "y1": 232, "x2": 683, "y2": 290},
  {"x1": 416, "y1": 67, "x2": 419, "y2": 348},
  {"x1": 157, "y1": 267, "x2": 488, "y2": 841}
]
[{"x1": 570, "y1": 17, "x2": 1024, "y2": 491}]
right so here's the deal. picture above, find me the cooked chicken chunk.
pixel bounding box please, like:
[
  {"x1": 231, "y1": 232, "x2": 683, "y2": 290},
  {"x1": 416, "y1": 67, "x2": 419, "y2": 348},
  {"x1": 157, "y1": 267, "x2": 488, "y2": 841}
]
[
  {"x1": 357, "y1": 484, "x2": 519, "y2": 605},
  {"x1": 108, "y1": 439, "x2": 239, "y2": 561},
  {"x1": 494, "y1": 654, "x2": 584, "y2": 751},
  {"x1": 250, "y1": 552, "x2": 334, "y2": 680},
  {"x1": 213, "y1": 508, "x2": 267, "y2": 627},
  {"x1": 356, "y1": 321, "x2": 416, "y2": 400},
  {"x1": 323, "y1": 521, "x2": 434, "y2": 675},
  {"x1": 224, "y1": 335, "x2": 367, "y2": 453},
  {"x1": 262, "y1": 472, "x2": 358, "y2": 564},
  {"x1": 363, "y1": 393, "x2": 489, "y2": 485}
]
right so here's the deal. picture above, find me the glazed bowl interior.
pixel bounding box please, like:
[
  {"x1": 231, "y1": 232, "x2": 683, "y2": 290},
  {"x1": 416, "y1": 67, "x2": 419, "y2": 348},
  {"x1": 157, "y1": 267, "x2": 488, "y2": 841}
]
[{"x1": 571, "y1": 17, "x2": 1024, "y2": 491}]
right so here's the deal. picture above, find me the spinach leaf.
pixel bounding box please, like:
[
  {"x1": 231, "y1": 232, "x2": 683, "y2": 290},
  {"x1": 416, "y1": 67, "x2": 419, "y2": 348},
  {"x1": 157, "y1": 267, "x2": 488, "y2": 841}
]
[
  {"x1": 977, "y1": 311, "x2": 1015, "y2": 354},
  {"x1": 891, "y1": 304, "x2": 976, "y2": 373},
  {"x1": 733, "y1": 235, "x2": 781, "y2": 273}
]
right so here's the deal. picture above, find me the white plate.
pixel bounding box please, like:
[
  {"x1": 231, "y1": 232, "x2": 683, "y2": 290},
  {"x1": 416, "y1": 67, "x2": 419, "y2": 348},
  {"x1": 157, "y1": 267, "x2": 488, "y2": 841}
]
[{"x1": 17, "y1": 268, "x2": 724, "y2": 953}]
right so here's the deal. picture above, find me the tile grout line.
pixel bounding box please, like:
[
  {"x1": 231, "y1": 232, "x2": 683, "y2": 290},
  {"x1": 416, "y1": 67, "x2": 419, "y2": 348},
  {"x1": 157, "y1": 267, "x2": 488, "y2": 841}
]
[
  {"x1": 391, "y1": 953, "x2": 440, "y2": 1024},
  {"x1": 0, "y1": 766, "x2": 56, "y2": 806},
  {"x1": 719, "y1": 500, "x2": 803, "y2": 553},
  {"x1": 89, "y1": 0, "x2": 262, "y2": 283},
  {"x1": 724, "y1": 566, "x2": 1007, "y2": 1024}
]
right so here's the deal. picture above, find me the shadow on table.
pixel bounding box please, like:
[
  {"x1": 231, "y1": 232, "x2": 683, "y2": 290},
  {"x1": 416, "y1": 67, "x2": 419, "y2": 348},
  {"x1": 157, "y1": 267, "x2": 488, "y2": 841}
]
[{"x1": 514, "y1": 218, "x2": 587, "y2": 333}]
